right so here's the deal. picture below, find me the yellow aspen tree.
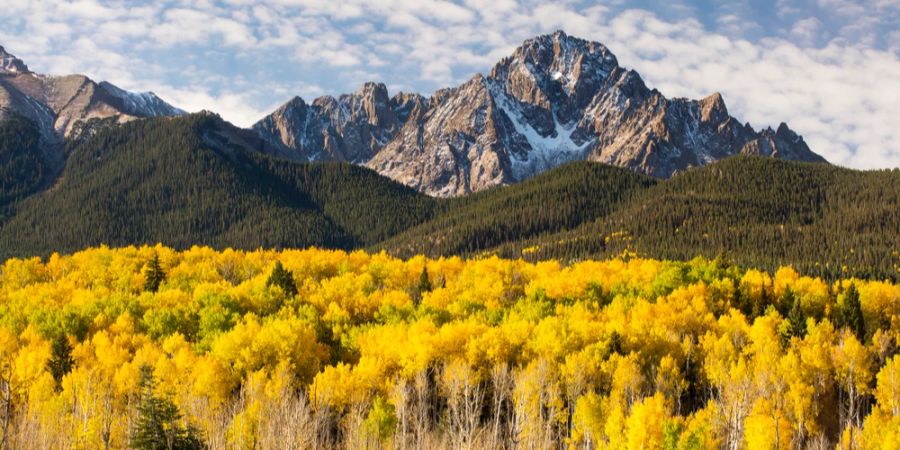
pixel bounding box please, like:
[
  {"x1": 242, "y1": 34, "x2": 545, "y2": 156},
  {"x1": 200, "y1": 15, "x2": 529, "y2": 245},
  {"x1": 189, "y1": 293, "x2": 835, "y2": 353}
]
[
  {"x1": 624, "y1": 393, "x2": 668, "y2": 450},
  {"x1": 833, "y1": 330, "x2": 872, "y2": 448}
]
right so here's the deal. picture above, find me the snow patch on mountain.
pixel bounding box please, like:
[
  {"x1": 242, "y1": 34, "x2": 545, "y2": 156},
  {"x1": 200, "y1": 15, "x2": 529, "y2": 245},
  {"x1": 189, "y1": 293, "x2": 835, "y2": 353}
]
[
  {"x1": 491, "y1": 83, "x2": 593, "y2": 180},
  {"x1": 99, "y1": 82, "x2": 185, "y2": 117},
  {"x1": 0, "y1": 46, "x2": 28, "y2": 73}
]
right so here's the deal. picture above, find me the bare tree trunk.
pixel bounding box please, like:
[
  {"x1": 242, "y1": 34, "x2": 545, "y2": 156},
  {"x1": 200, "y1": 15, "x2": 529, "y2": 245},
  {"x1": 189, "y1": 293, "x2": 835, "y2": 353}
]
[
  {"x1": 413, "y1": 369, "x2": 431, "y2": 450},
  {"x1": 391, "y1": 378, "x2": 412, "y2": 450},
  {"x1": 442, "y1": 360, "x2": 485, "y2": 450},
  {"x1": 0, "y1": 367, "x2": 12, "y2": 450},
  {"x1": 513, "y1": 359, "x2": 562, "y2": 450},
  {"x1": 490, "y1": 364, "x2": 513, "y2": 450},
  {"x1": 257, "y1": 387, "x2": 315, "y2": 450}
]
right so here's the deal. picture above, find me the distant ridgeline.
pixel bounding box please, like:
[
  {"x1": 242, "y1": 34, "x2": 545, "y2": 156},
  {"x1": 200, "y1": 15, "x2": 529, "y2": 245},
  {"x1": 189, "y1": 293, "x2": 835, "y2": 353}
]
[{"x1": 0, "y1": 113, "x2": 897, "y2": 280}]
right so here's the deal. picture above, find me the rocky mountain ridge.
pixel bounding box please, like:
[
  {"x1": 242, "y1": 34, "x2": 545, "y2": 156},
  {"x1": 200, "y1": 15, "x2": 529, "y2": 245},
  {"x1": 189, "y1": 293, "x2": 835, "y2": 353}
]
[
  {"x1": 256, "y1": 31, "x2": 826, "y2": 196},
  {"x1": 253, "y1": 82, "x2": 426, "y2": 163},
  {"x1": 0, "y1": 45, "x2": 184, "y2": 168}
]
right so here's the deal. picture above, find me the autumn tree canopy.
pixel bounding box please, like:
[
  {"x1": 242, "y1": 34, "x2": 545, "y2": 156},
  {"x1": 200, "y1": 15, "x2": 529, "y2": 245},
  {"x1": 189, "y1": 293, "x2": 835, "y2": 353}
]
[{"x1": 0, "y1": 245, "x2": 896, "y2": 449}]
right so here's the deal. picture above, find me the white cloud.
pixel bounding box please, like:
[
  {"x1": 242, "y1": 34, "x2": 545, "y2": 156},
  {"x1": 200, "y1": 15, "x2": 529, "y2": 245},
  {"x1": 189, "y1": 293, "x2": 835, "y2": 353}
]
[
  {"x1": 155, "y1": 87, "x2": 274, "y2": 127},
  {"x1": 589, "y1": 10, "x2": 900, "y2": 168},
  {"x1": 0, "y1": 0, "x2": 896, "y2": 168},
  {"x1": 56, "y1": 0, "x2": 121, "y2": 19},
  {"x1": 789, "y1": 17, "x2": 822, "y2": 46}
]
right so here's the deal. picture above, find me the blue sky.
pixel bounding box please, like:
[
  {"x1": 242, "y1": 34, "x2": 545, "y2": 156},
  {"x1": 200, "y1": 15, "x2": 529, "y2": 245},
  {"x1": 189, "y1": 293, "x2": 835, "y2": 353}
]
[{"x1": 0, "y1": 0, "x2": 897, "y2": 169}]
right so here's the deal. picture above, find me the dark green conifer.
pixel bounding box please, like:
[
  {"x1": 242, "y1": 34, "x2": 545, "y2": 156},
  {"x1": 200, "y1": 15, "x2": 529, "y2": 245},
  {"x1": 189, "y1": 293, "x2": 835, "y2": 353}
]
[
  {"x1": 418, "y1": 265, "x2": 432, "y2": 294},
  {"x1": 787, "y1": 295, "x2": 807, "y2": 339},
  {"x1": 144, "y1": 254, "x2": 166, "y2": 293},
  {"x1": 838, "y1": 283, "x2": 865, "y2": 341},
  {"x1": 47, "y1": 335, "x2": 73, "y2": 387},
  {"x1": 130, "y1": 366, "x2": 204, "y2": 450},
  {"x1": 778, "y1": 289, "x2": 796, "y2": 317},
  {"x1": 266, "y1": 261, "x2": 298, "y2": 298}
]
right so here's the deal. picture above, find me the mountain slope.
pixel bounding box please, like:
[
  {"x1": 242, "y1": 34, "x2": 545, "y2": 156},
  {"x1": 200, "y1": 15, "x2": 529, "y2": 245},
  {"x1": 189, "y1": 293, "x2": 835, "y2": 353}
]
[
  {"x1": 253, "y1": 82, "x2": 426, "y2": 163},
  {"x1": 0, "y1": 115, "x2": 48, "y2": 213},
  {"x1": 0, "y1": 113, "x2": 437, "y2": 259},
  {"x1": 377, "y1": 162, "x2": 655, "y2": 256},
  {"x1": 389, "y1": 156, "x2": 896, "y2": 280},
  {"x1": 0, "y1": 114, "x2": 892, "y2": 280},
  {"x1": 378, "y1": 157, "x2": 898, "y2": 279},
  {"x1": 255, "y1": 31, "x2": 826, "y2": 196},
  {"x1": 0, "y1": 45, "x2": 184, "y2": 179}
]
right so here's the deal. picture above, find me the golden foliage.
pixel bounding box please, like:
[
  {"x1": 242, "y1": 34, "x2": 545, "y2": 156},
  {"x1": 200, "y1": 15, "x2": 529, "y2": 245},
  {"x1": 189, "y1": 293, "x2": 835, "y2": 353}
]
[{"x1": 0, "y1": 245, "x2": 896, "y2": 449}]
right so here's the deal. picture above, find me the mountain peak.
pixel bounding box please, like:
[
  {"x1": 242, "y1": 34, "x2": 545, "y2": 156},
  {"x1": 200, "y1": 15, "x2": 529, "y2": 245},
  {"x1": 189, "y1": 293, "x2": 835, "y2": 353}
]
[
  {"x1": 494, "y1": 31, "x2": 620, "y2": 97},
  {"x1": 257, "y1": 30, "x2": 827, "y2": 196},
  {"x1": 516, "y1": 30, "x2": 618, "y2": 64},
  {"x1": 700, "y1": 92, "x2": 728, "y2": 123},
  {"x1": 357, "y1": 81, "x2": 388, "y2": 97},
  {"x1": 0, "y1": 48, "x2": 183, "y2": 145},
  {"x1": 0, "y1": 46, "x2": 29, "y2": 74}
]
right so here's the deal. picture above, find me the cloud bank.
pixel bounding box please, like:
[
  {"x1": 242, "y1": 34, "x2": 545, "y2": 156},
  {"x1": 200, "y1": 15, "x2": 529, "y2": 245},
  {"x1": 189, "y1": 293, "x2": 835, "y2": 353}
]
[{"x1": 0, "y1": 0, "x2": 897, "y2": 168}]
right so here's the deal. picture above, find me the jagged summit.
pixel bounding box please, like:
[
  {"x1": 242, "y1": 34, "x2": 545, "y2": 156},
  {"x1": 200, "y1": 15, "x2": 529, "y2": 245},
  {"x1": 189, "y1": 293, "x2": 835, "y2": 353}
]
[
  {"x1": 504, "y1": 30, "x2": 620, "y2": 76},
  {"x1": 0, "y1": 45, "x2": 183, "y2": 138},
  {"x1": 0, "y1": 46, "x2": 29, "y2": 74},
  {"x1": 253, "y1": 81, "x2": 425, "y2": 163},
  {"x1": 255, "y1": 31, "x2": 827, "y2": 196},
  {"x1": 97, "y1": 81, "x2": 185, "y2": 118},
  {"x1": 0, "y1": 44, "x2": 185, "y2": 177}
]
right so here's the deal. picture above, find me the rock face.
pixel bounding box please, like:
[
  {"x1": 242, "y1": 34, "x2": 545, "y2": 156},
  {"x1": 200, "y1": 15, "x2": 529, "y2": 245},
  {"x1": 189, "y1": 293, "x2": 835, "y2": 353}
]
[
  {"x1": 0, "y1": 45, "x2": 184, "y2": 167},
  {"x1": 257, "y1": 31, "x2": 827, "y2": 196},
  {"x1": 254, "y1": 82, "x2": 426, "y2": 163},
  {"x1": 0, "y1": 46, "x2": 28, "y2": 74}
]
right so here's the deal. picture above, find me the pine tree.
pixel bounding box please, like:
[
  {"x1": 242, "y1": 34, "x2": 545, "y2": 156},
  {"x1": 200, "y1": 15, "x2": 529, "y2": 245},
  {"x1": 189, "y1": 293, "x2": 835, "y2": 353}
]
[
  {"x1": 144, "y1": 254, "x2": 166, "y2": 293},
  {"x1": 418, "y1": 265, "x2": 432, "y2": 294},
  {"x1": 266, "y1": 261, "x2": 298, "y2": 298},
  {"x1": 47, "y1": 335, "x2": 73, "y2": 387},
  {"x1": 130, "y1": 366, "x2": 204, "y2": 450},
  {"x1": 755, "y1": 281, "x2": 771, "y2": 319},
  {"x1": 413, "y1": 265, "x2": 432, "y2": 307},
  {"x1": 778, "y1": 289, "x2": 796, "y2": 317},
  {"x1": 787, "y1": 294, "x2": 807, "y2": 339},
  {"x1": 838, "y1": 283, "x2": 865, "y2": 341}
]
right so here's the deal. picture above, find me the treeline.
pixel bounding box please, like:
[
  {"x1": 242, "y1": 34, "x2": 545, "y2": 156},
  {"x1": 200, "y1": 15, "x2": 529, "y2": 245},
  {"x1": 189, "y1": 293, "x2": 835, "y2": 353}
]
[
  {"x1": 0, "y1": 114, "x2": 437, "y2": 259},
  {"x1": 0, "y1": 113, "x2": 897, "y2": 281},
  {"x1": 493, "y1": 157, "x2": 900, "y2": 281},
  {"x1": 0, "y1": 116, "x2": 51, "y2": 214},
  {"x1": 0, "y1": 246, "x2": 897, "y2": 449},
  {"x1": 379, "y1": 162, "x2": 655, "y2": 256}
]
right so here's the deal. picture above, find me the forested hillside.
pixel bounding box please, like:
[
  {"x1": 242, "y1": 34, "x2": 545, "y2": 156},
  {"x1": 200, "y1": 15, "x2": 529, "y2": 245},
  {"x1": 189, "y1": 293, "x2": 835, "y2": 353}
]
[
  {"x1": 490, "y1": 158, "x2": 900, "y2": 280},
  {"x1": 0, "y1": 246, "x2": 897, "y2": 449},
  {"x1": 0, "y1": 113, "x2": 895, "y2": 280},
  {"x1": 0, "y1": 116, "x2": 53, "y2": 215},
  {"x1": 378, "y1": 162, "x2": 655, "y2": 257},
  {"x1": 381, "y1": 157, "x2": 899, "y2": 280},
  {"x1": 0, "y1": 114, "x2": 436, "y2": 259}
]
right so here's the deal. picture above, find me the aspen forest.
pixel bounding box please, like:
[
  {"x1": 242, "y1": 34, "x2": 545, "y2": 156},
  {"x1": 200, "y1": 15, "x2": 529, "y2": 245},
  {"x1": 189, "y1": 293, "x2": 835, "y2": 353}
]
[{"x1": 0, "y1": 245, "x2": 896, "y2": 449}]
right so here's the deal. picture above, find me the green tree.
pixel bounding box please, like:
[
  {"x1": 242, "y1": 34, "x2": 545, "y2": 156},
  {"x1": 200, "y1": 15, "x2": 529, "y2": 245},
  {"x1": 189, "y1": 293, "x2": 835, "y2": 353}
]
[
  {"x1": 838, "y1": 283, "x2": 865, "y2": 341},
  {"x1": 788, "y1": 295, "x2": 807, "y2": 339},
  {"x1": 413, "y1": 265, "x2": 432, "y2": 307},
  {"x1": 266, "y1": 261, "x2": 298, "y2": 298},
  {"x1": 144, "y1": 254, "x2": 166, "y2": 293},
  {"x1": 778, "y1": 289, "x2": 796, "y2": 317},
  {"x1": 47, "y1": 335, "x2": 73, "y2": 387},
  {"x1": 780, "y1": 292, "x2": 807, "y2": 347},
  {"x1": 130, "y1": 366, "x2": 204, "y2": 450},
  {"x1": 364, "y1": 395, "x2": 397, "y2": 441},
  {"x1": 663, "y1": 421, "x2": 682, "y2": 450},
  {"x1": 418, "y1": 265, "x2": 432, "y2": 294}
]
